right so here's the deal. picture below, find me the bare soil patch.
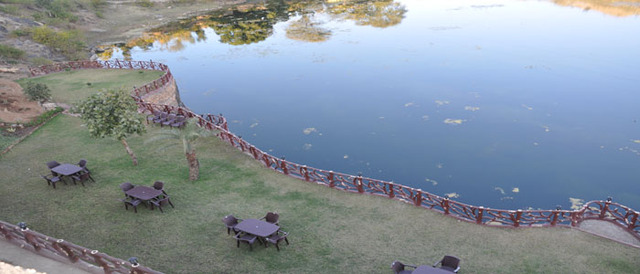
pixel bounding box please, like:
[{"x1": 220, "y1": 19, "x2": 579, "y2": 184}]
[{"x1": 0, "y1": 79, "x2": 43, "y2": 124}]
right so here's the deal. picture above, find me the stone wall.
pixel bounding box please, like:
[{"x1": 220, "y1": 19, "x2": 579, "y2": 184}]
[{"x1": 138, "y1": 77, "x2": 183, "y2": 107}]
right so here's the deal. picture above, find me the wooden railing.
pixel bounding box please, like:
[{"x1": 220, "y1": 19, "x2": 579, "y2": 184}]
[
  {"x1": 28, "y1": 60, "x2": 640, "y2": 246},
  {"x1": 0, "y1": 220, "x2": 159, "y2": 274}
]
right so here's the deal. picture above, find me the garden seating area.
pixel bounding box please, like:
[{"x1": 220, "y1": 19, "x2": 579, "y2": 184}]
[
  {"x1": 120, "y1": 181, "x2": 174, "y2": 213},
  {"x1": 223, "y1": 212, "x2": 290, "y2": 252},
  {"x1": 391, "y1": 255, "x2": 461, "y2": 273},
  {"x1": 43, "y1": 159, "x2": 94, "y2": 188},
  {"x1": 146, "y1": 111, "x2": 187, "y2": 128}
]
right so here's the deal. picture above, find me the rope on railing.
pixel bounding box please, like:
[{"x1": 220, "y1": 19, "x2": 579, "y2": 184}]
[
  {"x1": 28, "y1": 60, "x2": 640, "y2": 244},
  {"x1": 0, "y1": 220, "x2": 160, "y2": 274}
]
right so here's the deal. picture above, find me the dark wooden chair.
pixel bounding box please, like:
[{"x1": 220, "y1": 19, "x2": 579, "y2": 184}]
[
  {"x1": 153, "y1": 181, "x2": 167, "y2": 195},
  {"x1": 71, "y1": 171, "x2": 93, "y2": 187},
  {"x1": 120, "y1": 182, "x2": 134, "y2": 197},
  {"x1": 152, "y1": 112, "x2": 169, "y2": 124},
  {"x1": 234, "y1": 232, "x2": 258, "y2": 251},
  {"x1": 161, "y1": 113, "x2": 177, "y2": 127},
  {"x1": 146, "y1": 110, "x2": 162, "y2": 124},
  {"x1": 433, "y1": 255, "x2": 461, "y2": 273},
  {"x1": 261, "y1": 212, "x2": 279, "y2": 226},
  {"x1": 391, "y1": 260, "x2": 416, "y2": 274},
  {"x1": 77, "y1": 159, "x2": 91, "y2": 173},
  {"x1": 170, "y1": 115, "x2": 187, "y2": 128},
  {"x1": 47, "y1": 161, "x2": 61, "y2": 176},
  {"x1": 222, "y1": 215, "x2": 242, "y2": 235},
  {"x1": 122, "y1": 198, "x2": 142, "y2": 213},
  {"x1": 46, "y1": 161, "x2": 60, "y2": 169},
  {"x1": 150, "y1": 196, "x2": 174, "y2": 213},
  {"x1": 42, "y1": 174, "x2": 62, "y2": 189},
  {"x1": 265, "y1": 230, "x2": 289, "y2": 251}
]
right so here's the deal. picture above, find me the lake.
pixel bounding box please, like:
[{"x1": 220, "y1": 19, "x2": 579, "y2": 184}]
[{"x1": 101, "y1": 0, "x2": 640, "y2": 210}]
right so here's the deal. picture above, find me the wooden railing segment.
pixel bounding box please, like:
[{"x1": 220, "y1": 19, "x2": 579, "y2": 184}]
[{"x1": 0, "y1": 220, "x2": 160, "y2": 274}]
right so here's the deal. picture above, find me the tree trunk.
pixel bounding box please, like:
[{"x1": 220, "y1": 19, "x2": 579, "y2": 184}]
[
  {"x1": 186, "y1": 151, "x2": 199, "y2": 180},
  {"x1": 121, "y1": 138, "x2": 138, "y2": 166}
]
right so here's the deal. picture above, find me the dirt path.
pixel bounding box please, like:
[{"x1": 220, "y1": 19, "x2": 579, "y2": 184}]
[{"x1": 578, "y1": 220, "x2": 640, "y2": 247}]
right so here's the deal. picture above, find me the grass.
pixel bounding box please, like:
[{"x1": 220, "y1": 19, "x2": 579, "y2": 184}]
[
  {"x1": 15, "y1": 69, "x2": 164, "y2": 105},
  {"x1": 1, "y1": 70, "x2": 639, "y2": 273}
]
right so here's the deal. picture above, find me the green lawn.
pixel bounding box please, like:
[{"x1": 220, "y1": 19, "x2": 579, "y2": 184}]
[
  {"x1": 1, "y1": 71, "x2": 639, "y2": 273},
  {"x1": 16, "y1": 69, "x2": 164, "y2": 105}
]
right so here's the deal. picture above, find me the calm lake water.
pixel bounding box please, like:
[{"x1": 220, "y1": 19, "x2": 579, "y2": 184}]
[{"x1": 103, "y1": 0, "x2": 640, "y2": 210}]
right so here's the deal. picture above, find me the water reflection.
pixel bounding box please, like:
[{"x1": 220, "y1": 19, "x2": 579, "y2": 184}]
[
  {"x1": 554, "y1": 0, "x2": 640, "y2": 17},
  {"x1": 97, "y1": 0, "x2": 406, "y2": 59}
]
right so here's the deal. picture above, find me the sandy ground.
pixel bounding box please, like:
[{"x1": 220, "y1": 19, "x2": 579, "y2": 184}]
[{"x1": 0, "y1": 79, "x2": 43, "y2": 123}]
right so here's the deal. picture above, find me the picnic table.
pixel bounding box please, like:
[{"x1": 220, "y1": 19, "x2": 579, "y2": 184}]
[
  {"x1": 234, "y1": 219, "x2": 279, "y2": 238},
  {"x1": 126, "y1": 186, "x2": 163, "y2": 202},
  {"x1": 51, "y1": 164, "x2": 83, "y2": 176}
]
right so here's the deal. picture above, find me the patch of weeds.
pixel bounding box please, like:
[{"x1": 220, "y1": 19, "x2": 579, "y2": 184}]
[
  {"x1": 0, "y1": 44, "x2": 26, "y2": 60},
  {"x1": 136, "y1": 0, "x2": 154, "y2": 7},
  {"x1": 30, "y1": 57, "x2": 54, "y2": 66},
  {"x1": 30, "y1": 25, "x2": 86, "y2": 60}
]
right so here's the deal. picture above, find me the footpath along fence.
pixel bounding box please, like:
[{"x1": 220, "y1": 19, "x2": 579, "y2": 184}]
[
  {"x1": 0, "y1": 220, "x2": 159, "y2": 274},
  {"x1": 27, "y1": 60, "x2": 640, "y2": 245}
]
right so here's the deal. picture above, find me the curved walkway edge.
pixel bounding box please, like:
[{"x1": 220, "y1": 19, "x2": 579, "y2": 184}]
[{"x1": 0, "y1": 238, "x2": 90, "y2": 274}]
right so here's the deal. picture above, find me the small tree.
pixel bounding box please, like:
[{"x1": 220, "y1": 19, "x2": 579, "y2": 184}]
[
  {"x1": 76, "y1": 88, "x2": 146, "y2": 165},
  {"x1": 146, "y1": 119, "x2": 212, "y2": 180},
  {"x1": 23, "y1": 82, "x2": 51, "y2": 102}
]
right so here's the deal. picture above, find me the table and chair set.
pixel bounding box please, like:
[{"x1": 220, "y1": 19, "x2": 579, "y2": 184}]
[
  {"x1": 222, "y1": 212, "x2": 290, "y2": 251},
  {"x1": 392, "y1": 255, "x2": 461, "y2": 273},
  {"x1": 119, "y1": 181, "x2": 175, "y2": 213},
  {"x1": 42, "y1": 160, "x2": 94, "y2": 188},
  {"x1": 146, "y1": 111, "x2": 187, "y2": 128}
]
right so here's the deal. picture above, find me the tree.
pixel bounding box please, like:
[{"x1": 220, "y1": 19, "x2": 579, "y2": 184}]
[
  {"x1": 76, "y1": 88, "x2": 146, "y2": 165},
  {"x1": 23, "y1": 82, "x2": 51, "y2": 102},
  {"x1": 145, "y1": 119, "x2": 212, "y2": 180}
]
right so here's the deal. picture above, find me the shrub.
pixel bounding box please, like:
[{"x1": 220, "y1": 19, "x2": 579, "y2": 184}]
[
  {"x1": 24, "y1": 106, "x2": 64, "y2": 127},
  {"x1": 23, "y1": 82, "x2": 52, "y2": 102},
  {"x1": 136, "y1": 0, "x2": 154, "y2": 7},
  {"x1": 31, "y1": 26, "x2": 86, "y2": 60},
  {"x1": 10, "y1": 28, "x2": 32, "y2": 38},
  {"x1": 30, "y1": 57, "x2": 54, "y2": 66},
  {"x1": 0, "y1": 44, "x2": 25, "y2": 60}
]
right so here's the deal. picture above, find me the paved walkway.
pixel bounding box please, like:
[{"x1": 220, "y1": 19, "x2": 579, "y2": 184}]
[
  {"x1": 578, "y1": 219, "x2": 640, "y2": 247},
  {"x1": 0, "y1": 239, "x2": 89, "y2": 274}
]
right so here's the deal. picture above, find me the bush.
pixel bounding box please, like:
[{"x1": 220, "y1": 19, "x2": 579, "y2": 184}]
[
  {"x1": 24, "y1": 106, "x2": 64, "y2": 127},
  {"x1": 136, "y1": 0, "x2": 154, "y2": 7},
  {"x1": 23, "y1": 82, "x2": 52, "y2": 102},
  {"x1": 0, "y1": 44, "x2": 25, "y2": 60},
  {"x1": 30, "y1": 57, "x2": 54, "y2": 66},
  {"x1": 31, "y1": 26, "x2": 86, "y2": 60}
]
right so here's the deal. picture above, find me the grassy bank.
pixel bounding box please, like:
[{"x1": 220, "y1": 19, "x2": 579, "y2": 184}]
[
  {"x1": 15, "y1": 69, "x2": 164, "y2": 104},
  {"x1": 0, "y1": 71, "x2": 639, "y2": 273}
]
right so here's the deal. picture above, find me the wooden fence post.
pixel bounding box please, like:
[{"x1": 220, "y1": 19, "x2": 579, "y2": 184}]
[
  {"x1": 628, "y1": 212, "x2": 639, "y2": 230},
  {"x1": 414, "y1": 189, "x2": 422, "y2": 206},
  {"x1": 301, "y1": 166, "x2": 310, "y2": 181},
  {"x1": 443, "y1": 198, "x2": 450, "y2": 215},
  {"x1": 551, "y1": 210, "x2": 559, "y2": 226},
  {"x1": 355, "y1": 175, "x2": 364, "y2": 193},
  {"x1": 514, "y1": 209, "x2": 522, "y2": 227},
  {"x1": 476, "y1": 207, "x2": 484, "y2": 224},
  {"x1": 600, "y1": 199, "x2": 611, "y2": 219},
  {"x1": 387, "y1": 182, "x2": 395, "y2": 199},
  {"x1": 280, "y1": 158, "x2": 288, "y2": 175},
  {"x1": 328, "y1": 171, "x2": 335, "y2": 188}
]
